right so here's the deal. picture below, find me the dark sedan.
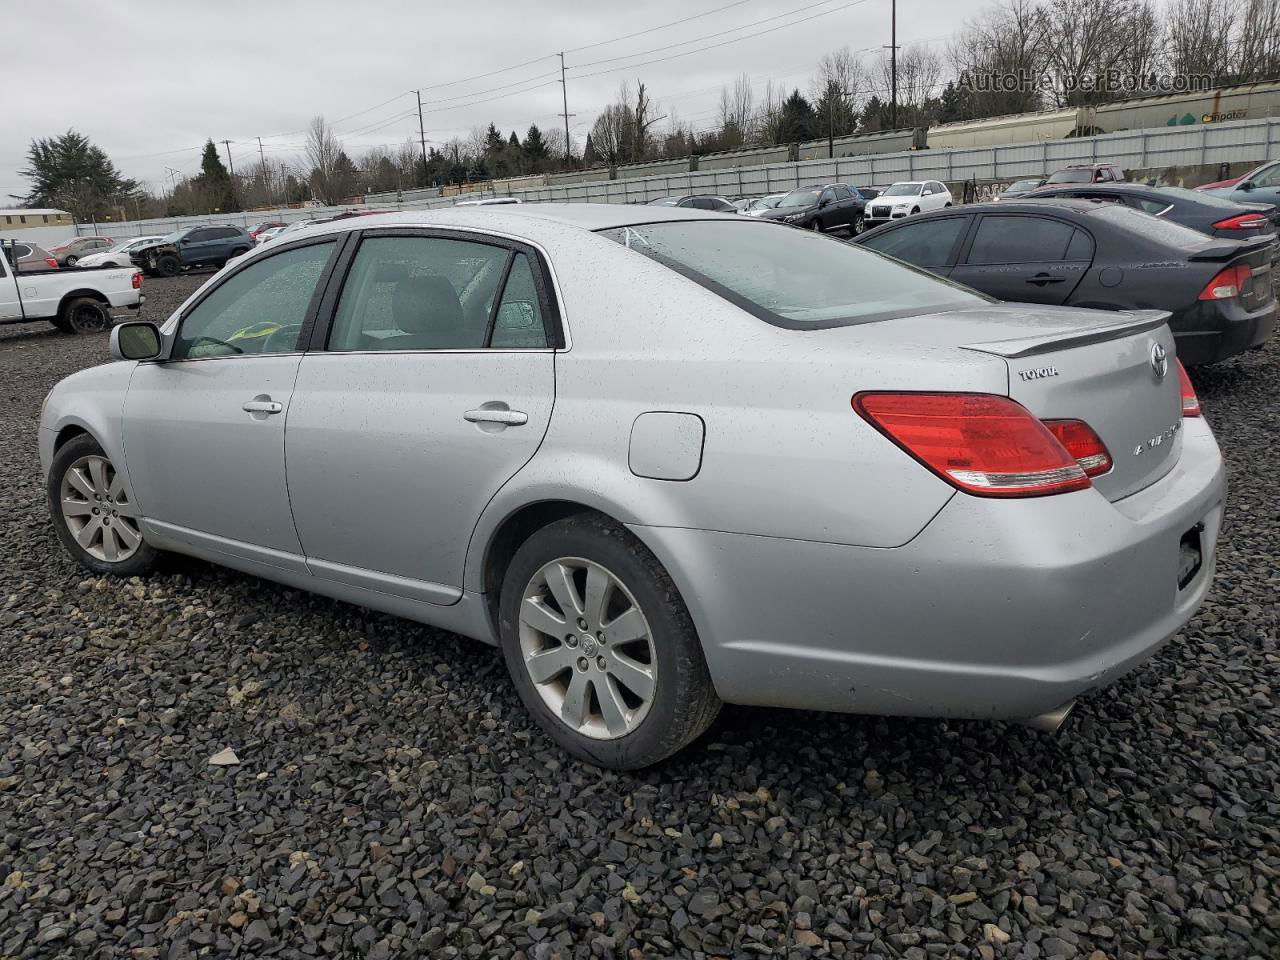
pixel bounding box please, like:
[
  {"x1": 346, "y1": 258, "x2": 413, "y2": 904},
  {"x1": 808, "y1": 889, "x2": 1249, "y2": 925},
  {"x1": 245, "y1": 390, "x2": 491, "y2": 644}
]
[
  {"x1": 853, "y1": 199, "x2": 1276, "y2": 365},
  {"x1": 757, "y1": 183, "x2": 872, "y2": 234},
  {"x1": 1026, "y1": 183, "x2": 1278, "y2": 239}
]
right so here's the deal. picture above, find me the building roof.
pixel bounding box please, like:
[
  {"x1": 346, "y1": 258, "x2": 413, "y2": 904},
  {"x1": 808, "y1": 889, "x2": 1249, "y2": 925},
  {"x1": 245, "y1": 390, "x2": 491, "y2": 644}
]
[{"x1": 0, "y1": 208, "x2": 70, "y2": 216}]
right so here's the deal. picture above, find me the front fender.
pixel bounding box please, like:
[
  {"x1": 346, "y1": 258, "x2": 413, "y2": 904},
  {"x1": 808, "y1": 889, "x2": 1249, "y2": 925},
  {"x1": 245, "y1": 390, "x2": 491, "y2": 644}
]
[{"x1": 39, "y1": 362, "x2": 136, "y2": 496}]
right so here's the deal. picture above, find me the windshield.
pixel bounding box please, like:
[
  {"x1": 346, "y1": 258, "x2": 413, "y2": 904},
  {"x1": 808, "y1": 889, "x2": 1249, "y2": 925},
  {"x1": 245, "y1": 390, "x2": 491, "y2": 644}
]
[
  {"x1": 648, "y1": 197, "x2": 680, "y2": 206},
  {"x1": 1006, "y1": 179, "x2": 1043, "y2": 192},
  {"x1": 600, "y1": 220, "x2": 987, "y2": 328},
  {"x1": 778, "y1": 189, "x2": 821, "y2": 208},
  {"x1": 1048, "y1": 169, "x2": 1092, "y2": 183},
  {"x1": 159, "y1": 230, "x2": 185, "y2": 243},
  {"x1": 883, "y1": 183, "x2": 922, "y2": 197}
]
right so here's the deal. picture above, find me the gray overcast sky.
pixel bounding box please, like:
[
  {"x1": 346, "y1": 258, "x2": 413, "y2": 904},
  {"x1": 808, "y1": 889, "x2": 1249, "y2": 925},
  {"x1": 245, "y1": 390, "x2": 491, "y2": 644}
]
[{"x1": 3, "y1": 0, "x2": 947, "y2": 202}]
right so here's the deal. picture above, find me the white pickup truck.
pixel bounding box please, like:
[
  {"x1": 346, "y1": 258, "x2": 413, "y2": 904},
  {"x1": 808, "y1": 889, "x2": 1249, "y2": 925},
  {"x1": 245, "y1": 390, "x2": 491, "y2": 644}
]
[{"x1": 1, "y1": 240, "x2": 144, "y2": 334}]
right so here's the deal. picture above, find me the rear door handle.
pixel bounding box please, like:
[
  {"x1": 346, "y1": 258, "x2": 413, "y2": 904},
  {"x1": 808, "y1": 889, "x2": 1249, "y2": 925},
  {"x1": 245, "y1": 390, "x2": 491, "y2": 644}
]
[
  {"x1": 1026, "y1": 273, "x2": 1066, "y2": 285},
  {"x1": 464, "y1": 408, "x2": 528, "y2": 426},
  {"x1": 243, "y1": 399, "x2": 283, "y2": 414}
]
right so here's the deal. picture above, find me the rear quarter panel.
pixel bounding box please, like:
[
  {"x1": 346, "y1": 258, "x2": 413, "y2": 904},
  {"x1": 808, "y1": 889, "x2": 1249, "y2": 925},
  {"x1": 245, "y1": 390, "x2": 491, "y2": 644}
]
[{"x1": 465, "y1": 230, "x2": 1008, "y2": 591}]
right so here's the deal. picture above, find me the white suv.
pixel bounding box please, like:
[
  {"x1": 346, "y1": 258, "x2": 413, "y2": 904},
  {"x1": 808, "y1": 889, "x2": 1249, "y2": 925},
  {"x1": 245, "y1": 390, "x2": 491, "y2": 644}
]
[{"x1": 864, "y1": 180, "x2": 953, "y2": 228}]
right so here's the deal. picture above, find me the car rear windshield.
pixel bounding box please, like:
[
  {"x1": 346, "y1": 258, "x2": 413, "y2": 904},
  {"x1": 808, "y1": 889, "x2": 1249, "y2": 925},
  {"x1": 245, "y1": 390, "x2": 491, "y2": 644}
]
[
  {"x1": 1088, "y1": 204, "x2": 1218, "y2": 249},
  {"x1": 1048, "y1": 169, "x2": 1092, "y2": 183},
  {"x1": 1158, "y1": 185, "x2": 1255, "y2": 210},
  {"x1": 599, "y1": 220, "x2": 988, "y2": 328}
]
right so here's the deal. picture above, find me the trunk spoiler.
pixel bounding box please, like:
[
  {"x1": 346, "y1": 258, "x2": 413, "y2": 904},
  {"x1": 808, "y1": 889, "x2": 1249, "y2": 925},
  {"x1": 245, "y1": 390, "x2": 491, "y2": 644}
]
[
  {"x1": 1189, "y1": 234, "x2": 1276, "y2": 262},
  {"x1": 959, "y1": 309, "x2": 1170, "y2": 359}
]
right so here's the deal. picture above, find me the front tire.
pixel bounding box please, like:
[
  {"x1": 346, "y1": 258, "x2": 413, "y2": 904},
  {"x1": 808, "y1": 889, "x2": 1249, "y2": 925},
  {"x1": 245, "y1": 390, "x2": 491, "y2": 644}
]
[
  {"x1": 911, "y1": 206, "x2": 920, "y2": 215},
  {"x1": 810, "y1": 220, "x2": 822, "y2": 231},
  {"x1": 155, "y1": 254, "x2": 180, "y2": 278},
  {"x1": 64, "y1": 255, "x2": 78, "y2": 267},
  {"x1": 48, "y1": 434, "x2": 157, "y2": 577},
  {"x1": 498, "y1": 514, "x2": 720, "y2": 769},
  {"x1": 852, "y1": 214, "x2": 866, "y2": 235}
]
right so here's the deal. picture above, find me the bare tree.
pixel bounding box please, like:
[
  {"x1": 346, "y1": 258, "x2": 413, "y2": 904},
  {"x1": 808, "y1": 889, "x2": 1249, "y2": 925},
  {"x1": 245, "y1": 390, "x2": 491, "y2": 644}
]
[
  {"x1": 1165, "y1": 0, "x2": 1238, "y2": 84},
  {"x1": 757, "y1": 79, "x2": 786, "y2": 145},
  {"x1": 306, "y1": 115, "x2": 343, "y2": 204},
  {"x1": 875, "y1": 44, "x2": 943, "y2": 124},
  {"x1": 1236, "y1": 0, "x2": 1280, "y2": 80},
  {"x1": 589, "y1": 104, "x2": 631, "y2": 165},
  {"x1": 631, "y1": 82, "x2": 665, "y2": 161},
  {"x1": 949, "y1": 0, "x2": 1051, "y2": 116},
  {"x1": 718, "y1": 73, "x2": 756, "y2": 147},
  {"x1": 809, "y1": 47, "x2": 866, "y2": 108}
]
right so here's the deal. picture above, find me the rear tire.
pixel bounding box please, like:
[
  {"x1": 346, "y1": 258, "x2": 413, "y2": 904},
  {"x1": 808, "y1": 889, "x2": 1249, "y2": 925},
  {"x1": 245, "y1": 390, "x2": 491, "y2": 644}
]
[
  {"x1": 55, "y1": 297, "x2": 111, "y2": 335},
  {"x1": 64, "y1": 255, "x2": 78, "y2": 267},
  {"x1": 48, "y1": 434, "x2": 157, "y2": 577},
  {"x1": 498, "y1": 514, "x2": 720, "y2": 769},
  {"x1": 156, "y1": 255, "x2": 180, "y2": 278}
]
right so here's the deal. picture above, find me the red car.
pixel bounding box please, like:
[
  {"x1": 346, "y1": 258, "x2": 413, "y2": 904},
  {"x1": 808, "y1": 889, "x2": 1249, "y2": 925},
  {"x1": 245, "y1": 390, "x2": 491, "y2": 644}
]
[
  {"x1": 248, "y1": 220, "x2": 286, "y2": 239},
  {"x1": 1196, "y1": 160, "x2": 1279, "y2": 192}
]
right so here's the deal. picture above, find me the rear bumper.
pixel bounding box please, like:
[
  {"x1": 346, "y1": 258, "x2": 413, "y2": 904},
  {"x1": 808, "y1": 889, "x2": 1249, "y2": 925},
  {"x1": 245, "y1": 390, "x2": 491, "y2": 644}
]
[
  {"x1": 631, "y1": 417, "x2": 1225, "y2": 721},
  {"x1": 1172, "y1": 301, "x2": 1276, "y2": 365}
]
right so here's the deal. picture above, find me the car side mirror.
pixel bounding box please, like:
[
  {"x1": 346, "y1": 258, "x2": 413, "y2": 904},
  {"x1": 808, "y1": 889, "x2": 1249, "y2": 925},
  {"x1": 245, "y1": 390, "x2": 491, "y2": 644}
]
[
  {"x1": 111, "y1": 321, "x2": 162, "y2": 361},
  {"x1": 819, "y1": 197, "x2": 831, "y2": 207},
  {"x1": 1239, "y1": 180, "x2": 1255, "y2": 191}
]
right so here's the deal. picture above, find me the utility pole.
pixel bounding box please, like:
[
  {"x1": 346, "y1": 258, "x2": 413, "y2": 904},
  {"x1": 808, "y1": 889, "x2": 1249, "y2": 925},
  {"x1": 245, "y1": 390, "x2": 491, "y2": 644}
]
[
  {"x1": 164, "y1": 166, "x2": 180, "y2": 202},
  {"x1": 257, "y1": 136, "x2": 271, "y2": 205},
  {"x1": 889, "y1": 0, "x2": 898, "y2": 129},
  {"x1": 220, "y1": 140, "x2": 236, "y2": 178},
  {"x1": 415, "y1": 90, "x2": 429, "y2": 188},
  {"x1": 558, "y1": 53, "x2": 576, "y2": 163}
]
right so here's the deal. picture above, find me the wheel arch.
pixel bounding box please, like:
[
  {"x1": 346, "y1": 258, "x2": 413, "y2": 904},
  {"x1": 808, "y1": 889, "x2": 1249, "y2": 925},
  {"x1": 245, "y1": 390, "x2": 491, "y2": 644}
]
[{"x1": 57, "y1": 289, "x2": 111, "y2": 318}]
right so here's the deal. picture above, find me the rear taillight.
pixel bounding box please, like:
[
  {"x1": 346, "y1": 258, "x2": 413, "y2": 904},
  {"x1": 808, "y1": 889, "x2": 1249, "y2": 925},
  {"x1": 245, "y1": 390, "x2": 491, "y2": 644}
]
[
  {"x1": 1198, "y1": 263, "x2": 1252, "y2": 300},
  {"x1": 853, "y1": 393, "x2": 1091, "y2": 497},
  {"x1": 132, "y1": 271, "x2": 143, "y2": 289},
  {"x1": 45, "y1": 258, "x2": 58, "y2": 268},
  {"x1": 1176, "y1": 359, "x2": 1201, "y2": 417},
  {"x1": 1043, "y1": 420, "x2": 1112, "y2": 477},
  {"x1": 1212, "y1": 213, "x2": 1268, "y2": 231}
]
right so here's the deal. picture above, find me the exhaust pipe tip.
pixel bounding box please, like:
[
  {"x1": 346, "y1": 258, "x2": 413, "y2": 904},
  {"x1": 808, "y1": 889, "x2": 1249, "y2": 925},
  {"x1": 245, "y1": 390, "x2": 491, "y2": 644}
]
[{"x1": 1022, "y1": 699, "x2": 1076, "y2": 733}]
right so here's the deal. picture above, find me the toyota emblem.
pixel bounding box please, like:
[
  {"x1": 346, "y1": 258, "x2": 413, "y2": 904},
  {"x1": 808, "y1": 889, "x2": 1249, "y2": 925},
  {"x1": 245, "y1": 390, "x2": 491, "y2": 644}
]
[{"x1": 1150, "y1": 342, "x2": 1168, "y2": 379}]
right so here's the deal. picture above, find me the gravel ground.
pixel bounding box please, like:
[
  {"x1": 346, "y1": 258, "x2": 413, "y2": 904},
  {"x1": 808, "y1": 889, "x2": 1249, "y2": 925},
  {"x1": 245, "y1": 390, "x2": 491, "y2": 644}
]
[{"x1": 1, "y1": 274, "x2": 1276, "y2": 959}]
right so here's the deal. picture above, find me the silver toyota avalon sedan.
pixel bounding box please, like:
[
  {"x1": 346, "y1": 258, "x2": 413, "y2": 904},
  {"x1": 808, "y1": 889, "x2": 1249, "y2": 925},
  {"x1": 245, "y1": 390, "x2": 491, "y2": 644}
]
[{"x1": 39, "y1": 205, "x2": 1225, "y2": 769}]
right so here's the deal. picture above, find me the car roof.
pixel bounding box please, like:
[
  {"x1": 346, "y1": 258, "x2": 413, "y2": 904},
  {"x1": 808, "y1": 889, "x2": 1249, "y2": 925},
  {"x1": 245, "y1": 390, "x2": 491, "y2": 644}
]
[
  {"x1": 309, "y1": 203, "x2": 738, "y2": 233},
  {"x1": 951, "y1": 198, "x2": 1119, "y2": 216}
]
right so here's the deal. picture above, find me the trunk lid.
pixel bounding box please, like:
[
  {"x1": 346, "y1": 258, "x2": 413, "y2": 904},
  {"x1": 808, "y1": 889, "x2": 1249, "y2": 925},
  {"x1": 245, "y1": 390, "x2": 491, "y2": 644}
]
[
  {"x1": 858, "y1": 303, "x2": 1184, "y2": 501},
  {"x1": 955, "y1": 306, "x2": 1182, "y2": 501}
]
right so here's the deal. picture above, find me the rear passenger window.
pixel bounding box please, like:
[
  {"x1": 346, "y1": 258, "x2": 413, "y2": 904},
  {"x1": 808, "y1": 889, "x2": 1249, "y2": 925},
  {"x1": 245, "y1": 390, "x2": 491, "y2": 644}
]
[
  {"x1": 328, "y1": 235, "x2": 510, "y2": 351},
  {"x1": 490, "y1": 254, "x2": 548, "y2": 348},
  {"x1": 861, "y1": 217, "x2": 968, "y2": 268},
  {"x1": 1065, "y1": 229, "x2": 1094, "y2": 260},
  {"x1": 968, "y1": 216, "x2": 1074, "y2": 264}
]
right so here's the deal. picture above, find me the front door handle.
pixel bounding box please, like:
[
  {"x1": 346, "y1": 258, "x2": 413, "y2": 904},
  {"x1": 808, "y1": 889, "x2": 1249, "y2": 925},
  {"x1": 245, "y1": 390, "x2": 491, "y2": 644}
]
[
  {"x1": 243, "y1": 399, "x2": 283, "y2": 414},
  {"x1": 464, "y1": 407, "x2": 528, "y2": 426},
  {"x1": 1026, "y1": 273, "x2": 1066, "y2": 286}
]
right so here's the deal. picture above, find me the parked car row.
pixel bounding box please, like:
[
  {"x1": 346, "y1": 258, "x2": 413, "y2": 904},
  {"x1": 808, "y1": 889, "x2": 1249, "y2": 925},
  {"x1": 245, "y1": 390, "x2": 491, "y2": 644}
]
[{"x1": 853, "y1": 196, "x2": 1276, "y2": 365}]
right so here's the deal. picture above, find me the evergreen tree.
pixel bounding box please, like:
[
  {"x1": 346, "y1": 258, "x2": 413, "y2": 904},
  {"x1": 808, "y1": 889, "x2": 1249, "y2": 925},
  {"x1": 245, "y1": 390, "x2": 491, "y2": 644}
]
[
  {"x1": 523, "y1": 124, "x2": 549, "y2": 172},
  {"x1": 195, "y1": 140, "x2": 239, "y2": 212},
  {"x1": 583, "y1": 134, "x2": 599, "y2": 165},
  {"x1": 777, "y1": 90, "x2": 818, "y2": 143},
  {"x1": 17, "y1": 130, "x2": 138, "y2": 220}
]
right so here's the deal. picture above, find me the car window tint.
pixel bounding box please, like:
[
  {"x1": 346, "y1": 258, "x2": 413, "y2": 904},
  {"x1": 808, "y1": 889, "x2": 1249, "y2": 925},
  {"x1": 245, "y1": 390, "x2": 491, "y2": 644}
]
[
  {"x1": 171, "y1": 241, "x2": 334, "y2": 360},
  {"x1": 1252, "y1": 165, "x2": 1280, "y2": 187},
  {"x1": 820, "y1": 189, "x2": 835, "y2": 203},
  {"x1": 490, "y1": 253, "x2": 548, "y2": 348},
  {"x1": 1065, "y1": 229, "x2": 1094, "y2": 260},
  {"x1": 861, "y1": 217, "x2": 968, "y2": 267},
  {"x1": 602, "y1": 221, "x2": 988, "y2": 328},
  {"x1": 1136, "y1": 198, "x2": 1169, "y2": 215},
  {"x1": 968, "y1": 216, "x2": 1075, "y2": 264},
  {"x1": 328, "y1": 235, "x2": 509, "y2": 351}
]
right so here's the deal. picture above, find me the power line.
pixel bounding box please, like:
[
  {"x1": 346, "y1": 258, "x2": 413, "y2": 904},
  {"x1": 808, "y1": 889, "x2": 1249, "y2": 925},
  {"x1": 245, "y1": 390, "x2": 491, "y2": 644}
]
[
  {"x1": 564, "y1": 0, "x2": 755, "y2": 54},
  {"x1": 572, "y1": 0, "x2": 870, "y2": 80}
]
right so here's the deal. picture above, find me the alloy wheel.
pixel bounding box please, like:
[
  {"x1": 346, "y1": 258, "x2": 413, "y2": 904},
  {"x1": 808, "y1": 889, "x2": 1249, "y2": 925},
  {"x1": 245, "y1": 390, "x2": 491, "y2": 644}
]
[
  {"x1": 60, "y1": 455, "x2": 143, "y2": 562},
  {"x1": 518, "y1": 557, "x2": 657, "y2": 740}
]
